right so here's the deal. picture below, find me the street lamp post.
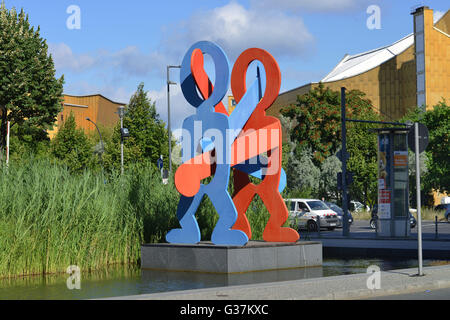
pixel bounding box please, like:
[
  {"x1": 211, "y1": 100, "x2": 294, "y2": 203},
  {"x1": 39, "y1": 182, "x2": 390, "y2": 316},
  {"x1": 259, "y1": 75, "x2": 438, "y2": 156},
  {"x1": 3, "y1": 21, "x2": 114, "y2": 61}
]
[
  {"x1": 86, "y1": 117, "x2": 104, "y2": 170},
  {"x1": 167, "y1": 65, "x2": 181, "y2": 176},
  {"x1": 117, "y1": 106, "x2": 126, "y2": 175}
]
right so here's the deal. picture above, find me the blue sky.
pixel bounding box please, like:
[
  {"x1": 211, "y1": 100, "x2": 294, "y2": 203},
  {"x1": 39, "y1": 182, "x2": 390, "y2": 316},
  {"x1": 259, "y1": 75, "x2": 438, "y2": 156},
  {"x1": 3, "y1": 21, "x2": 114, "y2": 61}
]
[{"x1": 5, "y1": 0, "x2": 449, "y2": 129}]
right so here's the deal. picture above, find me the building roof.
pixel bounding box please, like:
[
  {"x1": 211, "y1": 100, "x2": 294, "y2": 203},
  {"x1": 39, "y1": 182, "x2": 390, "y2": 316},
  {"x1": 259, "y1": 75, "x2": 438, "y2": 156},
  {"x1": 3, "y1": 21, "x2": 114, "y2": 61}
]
[
  {"x1": 321, "y1": 33, "x2": 414, "y2": 82},
  {"x1": 63, "y1": 93, "x2": 127, "y2": 106}
]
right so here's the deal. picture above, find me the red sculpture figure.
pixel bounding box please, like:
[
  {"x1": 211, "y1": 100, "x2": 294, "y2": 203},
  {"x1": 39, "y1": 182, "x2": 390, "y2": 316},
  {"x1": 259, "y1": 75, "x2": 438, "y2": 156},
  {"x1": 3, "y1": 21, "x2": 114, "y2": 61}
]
[{"x1": 230, "y1": 48, "x2": 299, "y2": 242}]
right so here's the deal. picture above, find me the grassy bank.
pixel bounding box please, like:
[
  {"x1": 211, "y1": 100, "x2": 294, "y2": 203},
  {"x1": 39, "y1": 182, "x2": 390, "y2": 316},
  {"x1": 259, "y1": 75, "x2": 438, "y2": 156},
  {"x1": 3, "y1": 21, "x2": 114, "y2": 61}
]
[
  {"x1": 351, "y1": 207, "x2": 445, "y2": 221},
  {"x1": 0, "y1": 159, "x2": 176, "y2": 278},
  {"x1": 0, "y1": 159, "x2": 271, "y2": 278}
]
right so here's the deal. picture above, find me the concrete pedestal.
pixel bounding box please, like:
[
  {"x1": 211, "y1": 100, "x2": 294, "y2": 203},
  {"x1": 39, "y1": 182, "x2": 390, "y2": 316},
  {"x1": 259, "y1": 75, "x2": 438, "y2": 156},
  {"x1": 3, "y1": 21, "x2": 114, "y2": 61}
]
[
  {"x1": 141, "y1": 241, "x2": 322, "y2": 274},
  {"x1": 378, "y1": 219, "x2": 411, "y2": 237}
]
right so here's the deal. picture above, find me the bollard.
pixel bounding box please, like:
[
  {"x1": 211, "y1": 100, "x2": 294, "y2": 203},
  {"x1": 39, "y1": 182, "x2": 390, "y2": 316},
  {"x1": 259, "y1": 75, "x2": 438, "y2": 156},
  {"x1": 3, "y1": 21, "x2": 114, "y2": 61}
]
[
  {"x1": 317, "y1": 215, "x2": 321, "y2": 237},
  {"x1": 435, "y1": 216, "x2": 439, "y2": 239}
]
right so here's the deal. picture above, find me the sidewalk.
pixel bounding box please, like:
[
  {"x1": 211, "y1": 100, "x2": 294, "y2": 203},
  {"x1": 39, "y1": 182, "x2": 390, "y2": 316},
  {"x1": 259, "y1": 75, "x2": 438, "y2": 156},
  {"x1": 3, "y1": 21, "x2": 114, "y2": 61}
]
[
  {"x1": 303, "y1": 221, "x2": 450, "y2": 259},
  {"x1": 107, "y1": 265, "x2": 450, "y2": 300}
]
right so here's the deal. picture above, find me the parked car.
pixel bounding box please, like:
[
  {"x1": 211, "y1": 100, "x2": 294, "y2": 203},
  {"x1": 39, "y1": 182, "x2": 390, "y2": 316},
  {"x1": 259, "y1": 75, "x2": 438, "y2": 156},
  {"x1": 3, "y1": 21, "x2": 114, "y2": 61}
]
[
  {"x1": 286, "y1": 199, "x2": 339, "y2": 232},
  {"x1": 324, "y1": 201, "x2": 353, "y2": 228},
  {"x1": 349, "y1": 201, "x2": 370, "y2": 212},
  {"x1": 434, "y1": 204, "x2": 450, "y2": 222},
  {"x1": 435, "y1": 203, "x2": 450, "y2": 212},
  {"x1": 370, "y1": 204, "x2": 417, "y2": 229}
]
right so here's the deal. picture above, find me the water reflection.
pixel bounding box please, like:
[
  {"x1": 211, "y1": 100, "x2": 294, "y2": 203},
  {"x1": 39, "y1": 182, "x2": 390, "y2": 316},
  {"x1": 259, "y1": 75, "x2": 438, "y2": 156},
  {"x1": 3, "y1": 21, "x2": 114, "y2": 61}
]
[
  {"x1": 0, "y1": 259, "x2": 447, "y2": 300},
  {"x1": 141, "y1": 266, "x2": 323, "y2": 292}
]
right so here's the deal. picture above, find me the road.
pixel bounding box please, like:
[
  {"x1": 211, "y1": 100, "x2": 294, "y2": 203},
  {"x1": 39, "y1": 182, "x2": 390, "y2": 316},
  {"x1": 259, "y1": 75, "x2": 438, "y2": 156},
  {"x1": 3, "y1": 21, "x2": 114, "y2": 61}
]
[
  {"x1": 369, "y1": 287, "x2": 450, "y2": 300},
  {"x1": 308, "y1": 220, "x2": 450, "y2": 240}
]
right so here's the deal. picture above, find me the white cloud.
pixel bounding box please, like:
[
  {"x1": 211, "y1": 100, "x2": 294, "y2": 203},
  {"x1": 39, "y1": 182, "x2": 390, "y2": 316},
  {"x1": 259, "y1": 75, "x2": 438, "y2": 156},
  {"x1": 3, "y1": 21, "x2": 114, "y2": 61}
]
[
  {"x1": 109, "y1": 46, "x2": 165, "y2": 77},
  {"x1": 48, "y1": 43, "x2": 96, "y2": 72},
  {"x1": 50, "y1": 1, "x2": 321, "y2": 131},
  {"x1": 63, "y1": 81, "x2": 132, "y2": 105},
  {"x1": 48, "y1": 43, "x2": 164, "y2": 78},
  {"x1": 161, "y1": 1, "x2": 315, "y2": 62},
  {"x1": 148, "y1": 85, "x2": 195, "y2": 131}
]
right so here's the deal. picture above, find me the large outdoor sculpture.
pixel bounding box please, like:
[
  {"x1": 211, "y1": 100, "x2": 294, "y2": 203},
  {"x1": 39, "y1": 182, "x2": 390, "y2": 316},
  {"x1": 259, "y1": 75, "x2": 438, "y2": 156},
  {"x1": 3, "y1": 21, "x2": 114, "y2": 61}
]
[{"x1": 166, "y1": 41, "x2": 299, "y2": 246}]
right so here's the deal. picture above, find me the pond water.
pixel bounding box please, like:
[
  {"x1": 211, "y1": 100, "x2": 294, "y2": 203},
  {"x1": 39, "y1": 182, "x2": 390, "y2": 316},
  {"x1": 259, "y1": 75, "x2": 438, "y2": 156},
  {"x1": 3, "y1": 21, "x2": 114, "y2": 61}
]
[{"x1": 0, "y1": 258, "x2": 448, "y2": 300}]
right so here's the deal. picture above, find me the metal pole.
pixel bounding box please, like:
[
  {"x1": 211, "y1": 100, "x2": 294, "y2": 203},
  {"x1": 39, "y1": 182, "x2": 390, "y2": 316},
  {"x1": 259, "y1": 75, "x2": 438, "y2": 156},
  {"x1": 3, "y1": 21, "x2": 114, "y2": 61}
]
[
  {"x1": 341, "y1": 87, "x2": 350, "y2": 237},
  {"x1": 86, "y1": 118, "x2": 104, "y2": 171},
  {"x1": 167, "y1": 65, "x2": 181, "y2": 176},
  {"x1": 167, "y1": 66, "x2": 172, "y2": 176},
  {"x1": 415, "y1": 122, "x2": 424, "y2": 276},
  {"x1": 120, "y1": 114, "x2": 124, "y2": 175},
  {"x1": 6, "y1": 121, "x2": 9, "y2": 166}
]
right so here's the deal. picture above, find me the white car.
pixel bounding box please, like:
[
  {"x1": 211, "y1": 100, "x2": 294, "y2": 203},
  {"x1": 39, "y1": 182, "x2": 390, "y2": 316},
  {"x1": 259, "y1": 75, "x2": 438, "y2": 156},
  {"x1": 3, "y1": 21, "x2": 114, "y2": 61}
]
[
  {"x1": 285, "y1": 198, "x2": 339, "y2": 232},
  {"x1": 350, "y1": 201, "x2": 370, "y2": 212}
]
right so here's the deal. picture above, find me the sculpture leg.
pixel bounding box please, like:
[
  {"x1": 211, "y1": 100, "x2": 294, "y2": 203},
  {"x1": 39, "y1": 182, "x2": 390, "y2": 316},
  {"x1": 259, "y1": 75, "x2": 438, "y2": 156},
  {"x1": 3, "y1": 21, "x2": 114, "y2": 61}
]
[
  {"x1": 166, "y1": 193, "x2": 203, "y2": 244},
  {"x1": 259, "y1": 187, "x2": 299, "y2": 243},
  {"x1": 231, "y1": 173, "x2": 256, "y2": 239},
  {"x1": 208, "y1": 190, "x2": 249, "y2": 246}
]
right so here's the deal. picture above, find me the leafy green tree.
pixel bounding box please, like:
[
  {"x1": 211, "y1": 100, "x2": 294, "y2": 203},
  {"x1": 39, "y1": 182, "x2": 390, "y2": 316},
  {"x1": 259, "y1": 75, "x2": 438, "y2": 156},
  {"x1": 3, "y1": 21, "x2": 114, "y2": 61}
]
[
  {"x1": 51, "y1": 112, "x2": 93, "y2": 172},
  {"x1": 104, "y1": 83, "x2": 172, "y2": 172},
  {"x1": 401, "y1": 101, "x2": 450, "y2": 199},
  {"x1": 422, "y1": 101, "x2": 449, "y2": 194},
  {"x1": 285, "y1": 146, "x2": 321, "y2": 195},
  {"x1": 0, "y1": 4, "x2": 64, "y2": 151},
  {"x1": 281, "y1": 83, "x2": 380, "y2": 165},
  {"x1": 318, "y1": 154, "x2": 341, "y2": 201},
  {"x1": 281, "y1": 84, "x2": 381, "y2": 205}
]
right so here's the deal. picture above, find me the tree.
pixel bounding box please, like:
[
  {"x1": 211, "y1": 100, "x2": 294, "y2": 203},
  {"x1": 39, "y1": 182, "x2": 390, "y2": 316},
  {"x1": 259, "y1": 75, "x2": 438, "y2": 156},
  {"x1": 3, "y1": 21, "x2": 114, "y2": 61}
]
[
  {"x1": 401, "y1": 101, "x2": 450, "y2": 196},
  {"x1": 104, "y1": 83, "x2": 172, "y2": 171},
  {"x1": 0, "y1": 4, "x2": 64, "y2": 151},
  {"x1": 285, "y1": 146, "x2": 321, "y2": 195},
  {"x1": 318, "y1": 154, "x2": 341, "y2": 201},
  {"x1": 281, "y1": 84, "x2": 381, "y2": 205},
  {"x1": 422, "y1": 101, "x2": 450, "y2": 194},
  {"x1": 51, "y1": 112, "x2": 92, "y2": 172},
  {"x1": 281, "y1": 83, "x2": 380, "y2": 165}
]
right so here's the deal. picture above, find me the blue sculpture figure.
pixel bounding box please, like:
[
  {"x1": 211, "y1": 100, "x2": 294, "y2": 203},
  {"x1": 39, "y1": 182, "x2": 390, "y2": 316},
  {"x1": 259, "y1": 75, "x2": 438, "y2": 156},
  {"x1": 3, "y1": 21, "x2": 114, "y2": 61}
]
[{"x1": 166, "y1": 41, "x2": 249, "y2": 246}]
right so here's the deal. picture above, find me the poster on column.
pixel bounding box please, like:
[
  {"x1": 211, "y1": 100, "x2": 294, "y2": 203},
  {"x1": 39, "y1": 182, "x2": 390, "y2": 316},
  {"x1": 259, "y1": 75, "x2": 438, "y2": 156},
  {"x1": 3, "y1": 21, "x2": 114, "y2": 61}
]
[
  {"x1": 378, "y1": 135, "x2": 390, "y2": 191},
  {"x1": 378, "y1": 134, "x2": 391, "y2": 219},
  {"x1": 378, "y1": 189, "x2": 391, "y2": 219}
]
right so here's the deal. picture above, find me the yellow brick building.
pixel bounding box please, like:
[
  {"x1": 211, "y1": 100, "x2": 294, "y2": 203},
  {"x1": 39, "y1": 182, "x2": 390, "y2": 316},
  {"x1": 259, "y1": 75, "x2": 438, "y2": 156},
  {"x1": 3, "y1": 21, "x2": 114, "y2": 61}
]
[
  {"x1": 48, "y1": 94, "x2": 125, "y2": 139},
  {"x1": 267, "y1": 6, "x2": 450, "y2": 121}
]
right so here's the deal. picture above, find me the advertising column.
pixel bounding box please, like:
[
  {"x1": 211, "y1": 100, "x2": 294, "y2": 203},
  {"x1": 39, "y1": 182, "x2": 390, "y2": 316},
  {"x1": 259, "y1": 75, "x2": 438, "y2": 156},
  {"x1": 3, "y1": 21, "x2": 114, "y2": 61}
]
[
  {"x1": 377, "y1": 133, "x2": 392, "y2": 236},
  {"x1": 393, "y1": 133, "x2": 410, "y2": 237}
]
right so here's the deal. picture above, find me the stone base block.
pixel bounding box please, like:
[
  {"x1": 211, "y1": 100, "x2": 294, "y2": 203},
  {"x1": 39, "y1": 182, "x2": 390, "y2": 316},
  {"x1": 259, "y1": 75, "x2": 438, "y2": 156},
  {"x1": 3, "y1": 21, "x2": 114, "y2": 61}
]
[{"x1": 141, "y1": 241, "x2": 322, "y2": 274}]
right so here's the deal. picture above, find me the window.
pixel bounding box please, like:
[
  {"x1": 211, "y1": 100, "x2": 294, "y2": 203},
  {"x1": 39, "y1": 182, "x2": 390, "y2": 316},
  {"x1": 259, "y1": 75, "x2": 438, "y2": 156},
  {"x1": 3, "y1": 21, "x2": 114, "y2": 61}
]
[
  {"x1": 298, "y1": 202, "x2": 309, "y2": 211},
  {"x1": 307, "y1": 201, "x2": 328, "y2": 210},
  {"x1": 290, "y1": 202, "x2": 296, "y2": 211}
]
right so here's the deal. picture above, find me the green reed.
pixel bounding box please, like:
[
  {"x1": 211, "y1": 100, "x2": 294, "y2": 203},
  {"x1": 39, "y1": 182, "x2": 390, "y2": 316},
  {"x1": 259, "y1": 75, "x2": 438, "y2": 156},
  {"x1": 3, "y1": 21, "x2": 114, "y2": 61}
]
[{"x1": 0, "y1": 159, "x2": 273, "y2": 278}]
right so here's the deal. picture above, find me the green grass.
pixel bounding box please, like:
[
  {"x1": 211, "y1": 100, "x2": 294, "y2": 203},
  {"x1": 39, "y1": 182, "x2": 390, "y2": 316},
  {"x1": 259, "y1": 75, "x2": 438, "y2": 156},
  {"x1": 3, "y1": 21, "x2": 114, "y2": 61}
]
[
  {"x1": 0, "y1": 159, "x2": 180, "y2": 278},
  {"x1": 350, "y1": 210, "x2": 372, "y2": 221},
  {"x1": 414, "y1": 208, "x2": 446, "y2": 222},
  {"x1": 0, "y1": 158, "x2": 274, "y2": 278},
  {"x1": 351, "y1": 207, "x2": 446, "y2": 221}
]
